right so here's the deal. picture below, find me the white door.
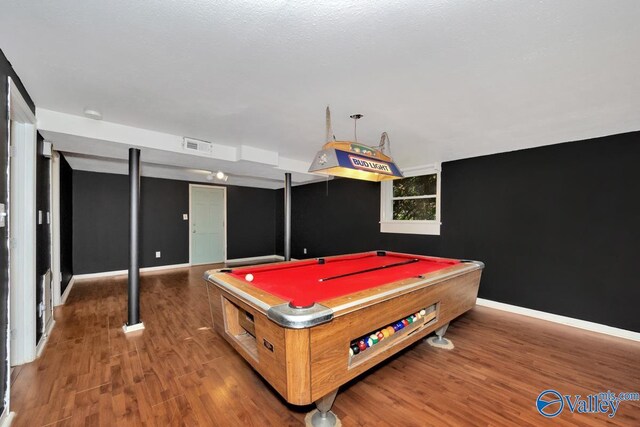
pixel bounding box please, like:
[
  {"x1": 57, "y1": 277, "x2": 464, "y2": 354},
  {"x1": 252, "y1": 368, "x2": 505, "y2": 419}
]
[
  {"x1": 8, "y1": 77, "x2": 38, "y2": 365},
  {"x1": 190, "y1": 186, "x2": 225, "y2": 265}
]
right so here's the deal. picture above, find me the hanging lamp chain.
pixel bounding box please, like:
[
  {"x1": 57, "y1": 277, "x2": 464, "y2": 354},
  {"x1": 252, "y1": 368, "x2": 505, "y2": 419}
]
[
  {"x1": 325, "y1": 107, "x2": 392, "y2": 156},
  {"x1": 350, "y1": 114, "x2": 363, "y2": 142}
]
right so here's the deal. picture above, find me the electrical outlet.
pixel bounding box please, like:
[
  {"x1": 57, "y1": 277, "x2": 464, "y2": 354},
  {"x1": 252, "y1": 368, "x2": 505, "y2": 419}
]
[
  {"x1": 183, "y1": 214, "x2": 188, "y2": 220},
  {"x1": 303, "y1": 248, "x2": 307, "y2": 254},
  {"x1": 155, "y1": 251, "x2": 161, "y2": 258}
]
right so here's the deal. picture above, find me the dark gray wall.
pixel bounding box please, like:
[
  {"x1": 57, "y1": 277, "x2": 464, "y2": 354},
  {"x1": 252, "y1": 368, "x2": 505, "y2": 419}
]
[
  {"x1": 275, "y1": 178, "x2": 441, "y2": 257},
  {"x1": 227, "y1": 185, "x2": 279, "y2": 259},
  {"x1": 0, "y1": 48, "x2": 36, "y2": 416},
  {"x1": 60, "y1": 154, "x2": 73, "y2": 293},
  {"x1": 283, "y1": 131, "x2": 640, "y2": 332},
  {"x1": 73, "y1": 171, "x2": 128, "y2": 273},
  {"x1": 439, "y1": 131, "x2": 640, "y2": 332},
  {"x1": 140, "y1": 176, "x2": 189, "y2": 268},
  {"x1": 72, "y1": 171, "x2": 277, "y2": 274}
]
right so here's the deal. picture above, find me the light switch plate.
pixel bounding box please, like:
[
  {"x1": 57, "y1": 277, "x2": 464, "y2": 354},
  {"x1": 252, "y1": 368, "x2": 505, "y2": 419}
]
[
  {"x1": 38, "y1": 210, "x2": 42, "y2": 225},
  {"x1": 155, "y1": 251, "x2": 161, "y2": 258},
  {"x1": 183, "y1": 214, "x2": 188, "y2": 220}
]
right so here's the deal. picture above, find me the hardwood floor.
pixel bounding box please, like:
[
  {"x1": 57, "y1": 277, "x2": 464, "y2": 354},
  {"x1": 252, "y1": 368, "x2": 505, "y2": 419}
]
[{"x1": 10, "y1": 265, "x2": 640, "y2": 426}]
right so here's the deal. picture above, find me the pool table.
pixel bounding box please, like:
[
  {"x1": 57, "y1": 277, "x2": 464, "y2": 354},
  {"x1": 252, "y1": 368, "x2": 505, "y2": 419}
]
[{"x1": 204, "y1": 251, "x2": 483, "y2": 426}]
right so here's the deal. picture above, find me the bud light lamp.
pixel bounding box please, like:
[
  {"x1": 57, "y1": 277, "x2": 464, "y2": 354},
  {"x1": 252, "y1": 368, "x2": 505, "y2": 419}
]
[{"x1": 308, "y1": 108, "x2": 404, "y2": 182}]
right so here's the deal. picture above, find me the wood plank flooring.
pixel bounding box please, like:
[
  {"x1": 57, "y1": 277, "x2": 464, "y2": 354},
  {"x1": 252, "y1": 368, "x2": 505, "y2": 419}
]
[{"x1": 10, "y1": 265, "x2": 640, "y2": 426}]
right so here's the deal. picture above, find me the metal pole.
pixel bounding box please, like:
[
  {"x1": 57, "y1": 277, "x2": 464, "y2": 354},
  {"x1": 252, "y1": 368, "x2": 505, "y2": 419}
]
[
  {"x1": 128, "y1": 148, "x2": 141, "y2": 326},
  {"x1": 284, "y1": 173, "x2": 291, "y2": 261}
]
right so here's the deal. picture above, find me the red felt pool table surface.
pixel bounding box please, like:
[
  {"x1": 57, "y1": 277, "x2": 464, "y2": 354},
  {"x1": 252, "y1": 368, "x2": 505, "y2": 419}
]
[{"x1": 227, "y1": 251, "x2": 460, "y2": 308}]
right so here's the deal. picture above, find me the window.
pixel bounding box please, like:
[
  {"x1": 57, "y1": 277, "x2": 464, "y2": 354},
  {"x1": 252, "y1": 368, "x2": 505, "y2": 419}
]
[{"x1": 380, "y1": 165, "x2": 441, "y2": 235}]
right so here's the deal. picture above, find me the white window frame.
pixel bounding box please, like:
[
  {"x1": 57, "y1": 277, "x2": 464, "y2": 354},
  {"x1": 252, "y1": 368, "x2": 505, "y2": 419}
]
[{"x1": 380, "y1": 164, "x2": 441, "y2": 235}]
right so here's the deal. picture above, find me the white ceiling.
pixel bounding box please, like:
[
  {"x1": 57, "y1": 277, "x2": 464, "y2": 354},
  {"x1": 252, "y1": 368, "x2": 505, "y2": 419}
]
[{"x1": 2, "y1": 0, "x2": 640, "y2": 187}]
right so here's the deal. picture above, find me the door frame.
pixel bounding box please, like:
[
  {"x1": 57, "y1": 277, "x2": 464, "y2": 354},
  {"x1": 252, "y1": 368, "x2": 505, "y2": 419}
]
[
  {"x1": 188, "y1": 184, "x2": 227, "y2": 265},
  {"x1": 51, "y1": 151, "x2": 62, "y2": 306},
  {"x1": 7, "y1": 76, "x2": 38, "y2": 368}
]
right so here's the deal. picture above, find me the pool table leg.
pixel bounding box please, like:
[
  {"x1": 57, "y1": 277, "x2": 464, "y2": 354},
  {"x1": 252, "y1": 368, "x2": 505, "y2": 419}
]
[
  {"x1": 310, "y1": 389, "x2": 339, "y2": 427},
  {"x1": 433, "y1": 322, "x2": 450, "y2": 345}
]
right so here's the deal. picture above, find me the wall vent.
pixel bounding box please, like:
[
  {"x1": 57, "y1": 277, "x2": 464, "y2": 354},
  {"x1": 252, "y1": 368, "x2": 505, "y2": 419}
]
[{"x1": 183, "y1": 137, "x2": 213, "y2": 155}]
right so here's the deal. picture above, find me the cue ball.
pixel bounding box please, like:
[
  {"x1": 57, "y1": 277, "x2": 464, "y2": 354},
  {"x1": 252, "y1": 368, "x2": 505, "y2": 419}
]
[{"x1": 245, "y1": 274, "x2": 254, "y2": 282}]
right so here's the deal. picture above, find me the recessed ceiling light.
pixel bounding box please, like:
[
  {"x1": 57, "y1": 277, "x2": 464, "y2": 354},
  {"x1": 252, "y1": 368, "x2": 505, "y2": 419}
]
[
  {"x1": 83, "y1": 108, "x2": 103, "y2": 120},
  {"x1": 204, "y1": 170, "x2": 227, "y2": 181}
]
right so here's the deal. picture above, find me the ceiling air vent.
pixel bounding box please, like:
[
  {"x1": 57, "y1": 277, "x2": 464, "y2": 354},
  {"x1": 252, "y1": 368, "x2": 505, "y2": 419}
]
[{"x1": 183, "y1": 137, "x2": 213, "y2": 155}]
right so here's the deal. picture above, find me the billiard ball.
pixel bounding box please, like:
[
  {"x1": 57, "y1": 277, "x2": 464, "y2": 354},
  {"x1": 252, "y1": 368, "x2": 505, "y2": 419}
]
[
  {"x1": 358, "y1": 340, "x2": 367, "y2": 351},
  {"x1": 351, "y1": 345, "x2": 360, "y2": 355},
  {"x1": 245, "y1": 274, "x2": 254, "y2": 282}
]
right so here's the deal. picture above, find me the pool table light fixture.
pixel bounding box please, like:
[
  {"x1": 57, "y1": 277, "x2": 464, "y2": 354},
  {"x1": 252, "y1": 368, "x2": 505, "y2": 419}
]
[{"x1": 308, "y1": 107, "x2": 403, "y2": 182}]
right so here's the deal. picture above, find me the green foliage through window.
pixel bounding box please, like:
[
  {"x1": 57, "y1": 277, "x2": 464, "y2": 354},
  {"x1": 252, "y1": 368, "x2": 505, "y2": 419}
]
[
  {"x1": 391, "y1": 174, "x2": 437, "y2": 221},
  {"x1": 393, "y1": 175, "x2": 437, "y2": 198},
  {"x1": 393, "y1": 199, "x2": 436, "y2": 220}
]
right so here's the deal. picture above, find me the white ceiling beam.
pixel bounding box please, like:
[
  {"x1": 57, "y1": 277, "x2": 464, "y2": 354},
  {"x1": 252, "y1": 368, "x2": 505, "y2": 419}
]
[
  {"x1": 276, "y1": 156, "x2": 318, "y2": 176},
  {"x1": 240, "y1": 145, "x2": 278, "y2": 165},
  {"x1": 37, "y1": 108, "x2": 239, "y2": 162},
  {"x1": 36, "y1": 108, "x2": 320, "y2": 183}
]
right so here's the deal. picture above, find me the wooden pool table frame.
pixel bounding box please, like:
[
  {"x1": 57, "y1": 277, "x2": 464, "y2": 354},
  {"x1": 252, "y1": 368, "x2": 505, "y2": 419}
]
[{"x1": 204, "y1": 251, "x2": 483, "y2": 423}]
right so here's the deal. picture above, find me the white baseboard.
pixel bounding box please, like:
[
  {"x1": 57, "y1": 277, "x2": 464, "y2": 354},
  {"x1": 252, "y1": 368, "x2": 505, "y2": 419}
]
[
  {"x1": 58, "y1": 277, "x2": 75, "y2": 305},
  {"x1": 141, "y1": 263, "x2": 191, "y2": 273},
  {"x1": 0, "y1": 411, "x2": 15, "y2": 427},
  {"x1": 72, "y1": 263, "x2": 191, "y2": 281},
  {"x1": 476, "y1": 298, "x2": 640, "y2": 342},
  {"x1": 36, "y1": 319, "x2": 56, "y2": 358},
  {"x1": 74, "y1": 257, "x2": 287, "y2": 282},
  {"x1": 225, "y1": 254, "x2": 284, "y2": 266}
]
